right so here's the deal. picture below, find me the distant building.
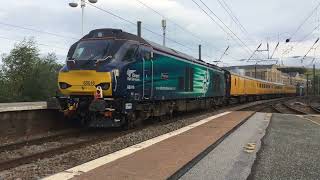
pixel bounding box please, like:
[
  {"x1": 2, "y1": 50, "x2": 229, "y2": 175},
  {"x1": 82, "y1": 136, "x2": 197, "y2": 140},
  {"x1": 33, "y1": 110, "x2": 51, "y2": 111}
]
[{"x1": 224, "y1": 65, "x2": 306, "y2": 86}]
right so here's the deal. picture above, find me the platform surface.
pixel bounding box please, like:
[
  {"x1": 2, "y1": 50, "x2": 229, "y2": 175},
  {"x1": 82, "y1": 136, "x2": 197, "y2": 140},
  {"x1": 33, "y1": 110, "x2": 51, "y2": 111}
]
[
  {"x1": 180, "y1": 112, "x2": 271, "y2": 180},
  {"x1": 0, "y1": 102, "x2": 47, "y2": 112},
  {"x1": 249, "y1": 113, "x2": 320, "y2": 179},
  {"x1": 45, "y1": 111, "x2": 254, "y2": 180}
]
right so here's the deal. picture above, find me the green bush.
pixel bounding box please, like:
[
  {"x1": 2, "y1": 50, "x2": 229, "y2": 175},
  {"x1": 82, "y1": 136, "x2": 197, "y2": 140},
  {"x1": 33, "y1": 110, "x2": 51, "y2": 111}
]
[{"x1": 0, "y1": 38, "x2": 62, "y2": 102}]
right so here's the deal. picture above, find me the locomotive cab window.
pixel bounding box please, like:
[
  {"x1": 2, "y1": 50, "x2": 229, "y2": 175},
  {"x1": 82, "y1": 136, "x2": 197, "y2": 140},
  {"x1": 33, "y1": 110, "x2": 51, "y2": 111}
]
[
  {"x1": 71, "y1": 40, "x2": 112, "y2": 61},
  {"x1": 122, "y1": 44, "x2": 139, "y2": 62}
]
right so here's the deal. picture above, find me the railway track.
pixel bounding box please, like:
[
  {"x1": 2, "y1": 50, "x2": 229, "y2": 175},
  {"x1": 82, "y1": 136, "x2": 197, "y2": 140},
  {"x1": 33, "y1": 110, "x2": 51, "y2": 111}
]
[
  {"x1": 0, "y1": 97, "x2": 293, "y2": 172},
  {"x1": 272, "y1": 102, "x2": 307, "y2": 115},
  {"x1": 0, "y1": 129, "x2": 134, "y2": 171},
  {"x1": 0, "y1": 129, "x2": 82, "y2": 153},
  {"x1": 310, "y1": 104, "x2": 320, "y2": 113}
]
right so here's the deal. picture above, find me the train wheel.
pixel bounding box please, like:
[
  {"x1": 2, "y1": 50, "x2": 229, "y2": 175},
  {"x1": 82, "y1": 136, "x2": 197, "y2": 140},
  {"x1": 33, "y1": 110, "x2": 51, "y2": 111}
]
[{"x1": 122, "y1": 112, "x2": 136, "y2": 130}]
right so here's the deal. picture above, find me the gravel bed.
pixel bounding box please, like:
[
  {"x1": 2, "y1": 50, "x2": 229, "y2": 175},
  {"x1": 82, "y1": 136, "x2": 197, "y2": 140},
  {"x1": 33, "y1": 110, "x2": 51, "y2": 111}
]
[
  {"x1": 0, "y1": 136, "x2": 91, "y2": 162},
  {"x1": 0, "y1": 129, "x2": 78, "y2": 147}
]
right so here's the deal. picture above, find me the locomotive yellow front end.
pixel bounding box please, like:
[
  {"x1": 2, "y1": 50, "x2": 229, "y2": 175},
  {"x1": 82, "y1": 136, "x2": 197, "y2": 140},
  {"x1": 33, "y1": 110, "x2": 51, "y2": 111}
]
[{"x1": 58, "y1": 70, "x2": 112, "y2": 97}]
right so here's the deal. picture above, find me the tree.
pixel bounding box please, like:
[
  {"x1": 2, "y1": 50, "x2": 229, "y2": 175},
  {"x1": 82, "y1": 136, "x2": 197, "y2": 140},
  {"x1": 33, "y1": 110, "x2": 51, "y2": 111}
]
[{"x1": 0, "y1": 38, "x2": 62, "y2": 102}]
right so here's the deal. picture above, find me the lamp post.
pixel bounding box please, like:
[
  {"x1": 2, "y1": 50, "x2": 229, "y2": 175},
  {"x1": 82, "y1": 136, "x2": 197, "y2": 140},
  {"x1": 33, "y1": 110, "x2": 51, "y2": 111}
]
[{"x1": 69, "y1": 0, "x2": 98, "y2": 35}]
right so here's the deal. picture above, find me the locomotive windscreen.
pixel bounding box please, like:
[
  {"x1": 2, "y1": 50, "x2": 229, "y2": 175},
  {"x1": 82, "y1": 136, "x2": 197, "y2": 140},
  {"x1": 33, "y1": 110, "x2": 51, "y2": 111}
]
[{"x1": 71, "y1": 40, "x2": 113, "y2": 61}]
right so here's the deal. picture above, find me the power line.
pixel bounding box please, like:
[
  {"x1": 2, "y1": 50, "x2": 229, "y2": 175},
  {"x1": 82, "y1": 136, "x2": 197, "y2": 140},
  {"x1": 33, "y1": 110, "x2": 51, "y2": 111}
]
[
  {"x1": 301, "y1": 38, "x2": 319, "y2": 62},
  {"x1": 0, "y1": 36, "x2": 68, "y2": 50},
  {"x1": 289, "y1": 1, "x2": 320, "y2": 40},
  {"x1": 86, "y1": 2, "x2": 240, "y2": 62},
  {"x1": 280, "y1": 1, "x2": 320, "y2": 58},
  {"x1": 281, "y1": 24, "x2": 320, "y2": 58},
  {"x1": 220, "y1": 0, "x2": 249, "y2": 34},
  {"x1": 86, "y1": 2, "x2": 201, "y2": 53},
  {"x1": 0, "y1": 22, "x2": 78, "y2": 40},
  {"x1": 198, "y1": 0, "x2": 253, "y2": 54},
  {"x1": 135, "y1": 0, "x2": 223, "y2": 52},
  {"x1": 217, "y1": 0, "x2": 254, "y2": 43},
  {"x1": 134, "y1": 0, "x2": 242, "y2": 61},
  {"x1": 191, "y1": 0, "x2": 253, "y2": 56},
  {"x1": 298, "y1": 23, "x2": 320, "y2": 42}
]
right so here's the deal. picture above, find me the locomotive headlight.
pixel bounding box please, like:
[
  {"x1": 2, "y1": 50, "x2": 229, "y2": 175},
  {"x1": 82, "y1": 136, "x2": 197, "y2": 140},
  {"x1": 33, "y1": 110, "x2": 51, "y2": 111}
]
[
  {"x1": 112, "y1": 69, "x2": 120, "y2": 77},
  {"x1": 59, "y1": 82, "x2": 71, "y2": 89},
  {"x1": 96, "y1": 83, "x2": 110, "y2": 90}
]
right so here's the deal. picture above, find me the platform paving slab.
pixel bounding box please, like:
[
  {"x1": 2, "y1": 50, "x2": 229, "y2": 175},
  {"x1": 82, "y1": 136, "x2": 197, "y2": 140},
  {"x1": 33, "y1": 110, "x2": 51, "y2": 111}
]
[
  {"x1": 180, "y1": 112, "x2": 272, "y2": 180},
  {"x1": 249, "y1": 113, "x2": 320, "y2": 180}
]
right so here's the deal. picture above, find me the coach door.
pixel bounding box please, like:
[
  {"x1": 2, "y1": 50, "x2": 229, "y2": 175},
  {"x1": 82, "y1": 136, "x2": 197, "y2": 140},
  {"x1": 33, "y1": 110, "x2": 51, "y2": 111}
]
[{"x1": 141, "y1": 47, "x2": 154, "y2": 100}]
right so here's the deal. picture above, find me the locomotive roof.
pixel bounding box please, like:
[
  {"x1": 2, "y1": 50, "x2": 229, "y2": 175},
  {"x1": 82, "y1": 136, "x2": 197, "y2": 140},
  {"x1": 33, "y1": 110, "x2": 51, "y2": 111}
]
[{"x1": 84, "y1": 28, "x2": 223, "y2": 71}]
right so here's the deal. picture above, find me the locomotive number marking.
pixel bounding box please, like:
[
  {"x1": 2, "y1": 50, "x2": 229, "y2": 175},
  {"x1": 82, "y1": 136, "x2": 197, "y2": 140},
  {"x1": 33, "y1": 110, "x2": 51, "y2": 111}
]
[{"x1": 83, "y1": 81, "x2": 95, "y2": 86}]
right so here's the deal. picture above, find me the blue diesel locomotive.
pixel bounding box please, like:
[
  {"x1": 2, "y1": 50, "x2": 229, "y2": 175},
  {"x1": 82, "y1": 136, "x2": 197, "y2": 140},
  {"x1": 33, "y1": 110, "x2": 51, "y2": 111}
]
[{"x1": 57, "y1": 29, "x2": 229, "y2": 128}]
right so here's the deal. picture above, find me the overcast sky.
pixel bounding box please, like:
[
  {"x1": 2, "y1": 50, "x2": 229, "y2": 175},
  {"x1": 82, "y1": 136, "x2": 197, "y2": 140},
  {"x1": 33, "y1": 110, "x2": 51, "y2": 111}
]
[{"x1": 1, "y1": 0, "x2": 320, "y2": 67}]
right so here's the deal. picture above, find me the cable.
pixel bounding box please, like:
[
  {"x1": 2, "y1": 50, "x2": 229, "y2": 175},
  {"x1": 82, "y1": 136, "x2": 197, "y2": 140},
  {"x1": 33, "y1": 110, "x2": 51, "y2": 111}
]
[
  {"x1": 0, "y1": 22, "x2": 78, "y2": 40},
  {"x1": 0, "y1": 36, "x2": 68, "y2": 50},
  {"x1": 281, "y1": 24, "x2": 320, "y2": 58},
  {"x1": 217, "y1": 0, "x2": 253, "y2": 42},
  {"x1": 135, "y1": 0, "x2": 222, "y2": 52},
  {"x1": 197, "y1": 0, "x2": 253, "y2": 54},
  {"x1": 289, "y1": 1, "x2": 320, "y2": 40},
  {"x1": 134, "y1": 0, "x2": 246, "y2": 61},
  {"x1": 191, "y1": 0, "x2": 253, "y2": 56},
  {"x1": 281, "y1": 1, "x2": 320, "y2": 58},
  {"x1": 86, "y1": 2, "x2": 240, "y2": 62},
  {"x1": 221, "y1": 0, "x2": 249, "y2": 35},
  {"x1": 302, "y1": 38, "x2": 319, "y2": 62},
  {"x1": 86, "y1": 2, "x2": 199, "y2": 53},
  {"x1": 298, "y1": 23, "x2": 320, "y2": 42}
]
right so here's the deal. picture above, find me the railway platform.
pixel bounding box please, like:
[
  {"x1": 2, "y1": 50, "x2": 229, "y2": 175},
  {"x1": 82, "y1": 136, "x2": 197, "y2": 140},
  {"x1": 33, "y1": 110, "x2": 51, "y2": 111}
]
[
  {"x1": 44, "y1": 111, "x2": 256, "y2": 180},
  {"x1": 44, "y1": 110, "x2": 320, "y2": 180},
  {"x1": 249, "y1": 113, "x2": 320, "y2": 180},
  {"x1": 0, "y1": 101, "x2": 64, "y2": 138}
]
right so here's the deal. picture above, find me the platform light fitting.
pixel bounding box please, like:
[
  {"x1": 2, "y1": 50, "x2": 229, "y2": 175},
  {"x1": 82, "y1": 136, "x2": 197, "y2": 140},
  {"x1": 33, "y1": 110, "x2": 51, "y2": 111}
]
[{"x1": 69, "y1": 2, "x2": 78, "y2": 7}]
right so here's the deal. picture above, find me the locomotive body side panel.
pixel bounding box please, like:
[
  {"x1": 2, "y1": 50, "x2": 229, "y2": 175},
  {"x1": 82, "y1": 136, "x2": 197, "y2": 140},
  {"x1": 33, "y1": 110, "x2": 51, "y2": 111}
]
[{"x1": 122, "y1": 50, "x2": 227, "y2": 101}]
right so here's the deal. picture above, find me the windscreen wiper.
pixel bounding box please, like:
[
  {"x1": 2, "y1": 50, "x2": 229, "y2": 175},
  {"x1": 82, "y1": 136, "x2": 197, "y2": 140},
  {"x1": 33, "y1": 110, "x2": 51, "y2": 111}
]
[{"x1": 95, "y1": 55, "x2": 113, "y2": 64}]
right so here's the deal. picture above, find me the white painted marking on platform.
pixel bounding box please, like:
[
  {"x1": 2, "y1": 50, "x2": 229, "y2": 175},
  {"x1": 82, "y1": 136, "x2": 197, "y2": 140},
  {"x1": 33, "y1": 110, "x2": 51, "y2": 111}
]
[
  {"x1": 298, "y1": 116, "x2": 320, "y2": 126},
  {"x1": 43, "y1": 111, "x2": 231, "y2": 180},
  {"x1": 0, "y1": 102, "x2": 47, "y2": 112}
]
